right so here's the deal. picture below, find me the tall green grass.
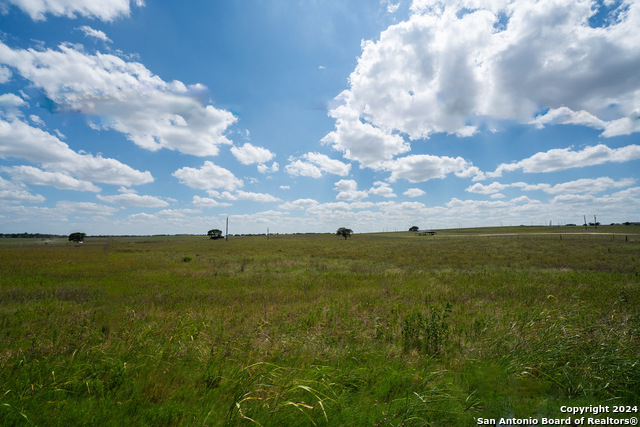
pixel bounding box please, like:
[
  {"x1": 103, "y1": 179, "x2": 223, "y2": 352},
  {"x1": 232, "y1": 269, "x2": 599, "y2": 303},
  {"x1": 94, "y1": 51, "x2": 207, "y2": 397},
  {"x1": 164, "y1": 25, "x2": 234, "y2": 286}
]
[{"x1": 1, "y1": 228, "x2": 638, "y2": 425}]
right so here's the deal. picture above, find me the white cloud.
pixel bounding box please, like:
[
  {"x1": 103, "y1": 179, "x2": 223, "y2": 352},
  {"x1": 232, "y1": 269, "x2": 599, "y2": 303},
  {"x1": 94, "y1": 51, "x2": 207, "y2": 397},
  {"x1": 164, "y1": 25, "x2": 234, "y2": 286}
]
[
  {"x1": 117, "y1": 186, "x2": 137, "y2": 194},
  {"x1": 324, "y1": 0, "x2": 640, "y2": 154},
  {"x1": 3, "y1": 165, "x2": 100, "y2": 192},
  {"x1": 404, "y1": 188, "x2": 425, "y2": 197},
  {"x1": 387, "y1": 2, "x2": 400, "y2": 14},
  {"x1": 0, "y1": 93, "x2": 26, "y2": 108},
  {"x1": 491, "y1": 144, "x2": 640, "y2": 177},
  {"x1": 611, "y1": 187, "x2": 640, "y2": 199},
  {"x1": 285, "y1": 152, "x2": 351, "y2": 178},
  {"x1": 208, "y1": 190, "x2": 281, "y2": 203},
  {"x1": 531, "y1": 106, "x2": 640, "y2": 140},
  {"x1": 466, "y1": 182, "x2": 510, "y2": 195},
  {"x1": 230, "y1": 143, "x2": 275, "y2": 165},
  {"x1": 322, "y1": 101, "x2": 410, "y2": 168},
  {"x1": 172, "y1": 161, "x2": 243, "y2": 191},
  {"x1": 97, "y1": 193, "x2": 169, "y2": 208},
  {"x1": 2, "y1": 0, "x2": 144, "y2": 21},
  {"x1": 0, "y1": 67, "x2": 11, "y2": 83},
  {"x1": 257, "y1": 162, "x2": 279, "y2": 174},
  {"x1": 192, "y1": 195, "x2": 231, "y2": 207},
  {"x1": 0, "y1": 40, "x2": 236, "y2": 156},
  {"x1": 303, "y1": 152, "x2": 351, "y2": 176},
  {"x1": 77, "y1": 26, "x2": 112, "y2": 43},
  {"x1": 385, "y1": 154, "x2": 474, "y2": 182},
  {"x1": 369, "y1": 181, "x2": 396, "y2": 198},
  {"x1": 601, "y1": 116, "x2": 640, "y2": 138},
  {"x1": 529, "y1": 107, "x2": 606, "y2": 130},
  {"x1": 468, "y1": 177, "x2": 635, "y2": 195},
  {"x1": 55, "y1": 200, "x2": 118, "y2": 215},
  {"x1": 29, "y1": 115, "x2": 44, "y2": 126},
  {"x1": 541, "y1": 177, "x2": 636, "y2": 195},
  {"x1": 334, "y1": 179, "x2": 368, "y2": 201},
  {"x1": 0, "y1": 176, "x2": 45, "y2": 203},
  {"x1": 278, "y1": 198, "x2": 319, "y2": 211},
  {"x1": 0, "y1": 117, "x2": 153, "y2": 186},
  {"x1": 128, "y1": 212, "x2": 157, "y2": 221},
  {"x1": 284, "y1": 159, "x2": 323, "y2": 178},
  {"x1": 233, "y1": 191, "x2": 281, "y2": 203}
]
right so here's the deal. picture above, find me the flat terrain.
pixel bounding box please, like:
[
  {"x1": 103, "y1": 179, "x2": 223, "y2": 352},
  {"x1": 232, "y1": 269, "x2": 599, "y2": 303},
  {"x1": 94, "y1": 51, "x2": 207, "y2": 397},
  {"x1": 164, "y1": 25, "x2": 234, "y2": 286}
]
[{"x1": 1, "y1": 226, "x2": 639, "y2": 425}]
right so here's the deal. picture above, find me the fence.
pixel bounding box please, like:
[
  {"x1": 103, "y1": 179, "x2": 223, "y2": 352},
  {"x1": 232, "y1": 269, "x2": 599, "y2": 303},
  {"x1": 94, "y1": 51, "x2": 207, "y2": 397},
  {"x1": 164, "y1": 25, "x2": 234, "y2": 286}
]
[{"x1": 424, "y1": 233, "x2": 640, "y2": 243}]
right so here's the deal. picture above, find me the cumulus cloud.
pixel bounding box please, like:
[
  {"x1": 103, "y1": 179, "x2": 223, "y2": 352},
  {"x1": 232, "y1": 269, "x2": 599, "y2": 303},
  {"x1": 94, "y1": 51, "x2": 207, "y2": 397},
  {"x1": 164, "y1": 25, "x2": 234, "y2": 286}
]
[
  {"x1": 0, "y1": 118, "x2": 153, "y2": 186},
  {"x1": 529, "y1": 107, "x2": 606, "y2": 130},
  {"x1": 97, "y1": 193, "x2": 169, "y2": 207},
  {"x1": 172, "y1": 161, "x2": 243, "y2": 191},
  {"x1": 490, "y1": 144, "x2": 640, "y2": 177},
  {"x1": 0, "y1": 93, "x2": 26, "y2": 108},
  {"x1": 323, "y1": 0, "x2": 640, "y2": 166},
  {"x1": 322, "y1": 101, "x2": 410, "y2": 168},
  {"x1": 0, "y1": 41, "x2": 236, "y2": 156},
  {"x1": 334, "y1": 179, "x2": 368, "y2": 201},
  {"x1": 466, "y1": 181, "x2": 511, "y2": 195},
  {"x1": 1, "y1": 0, "x2": 145, "y2": 21},
  {"x1": 468, "y1": 177, "x2": 636, "y2": 196},
  {"x1": 257, "y1": 162, "x2": 279, "y2": 174},
  {"x1": 284, "y1": 159, "x2": 323, "y2": 178},
  {"x1": 386, "y1": 2, "x2": 400, "y2": 14},
  {"x1": 192, "y1": 195, "x2": 232, "y2": 207},
  {"x1": 543, "y1": 177, "x2": 636, "y2": 194},
  {"x1": 77, "y1": 26, "x2": 112, "y2": 43},
  {"x1": 230, "y1": 143, "x2": 275, "y2": 165},
  {"x1": 0, "y1": 67, "x2": 10, "y2": 83},
  {"x1": 302, "y1": 152, "x2": 351, "y2": 176},
  {"x1": 285, "y1": 152, "x2": 351, "y2": 177},
  {"x1": 3, "y1": 165, "x2": 100, "y2": 192},
  {"x1": 0, "y1": 176, "x2": 45, "y2": 203},
  {"x1": 404, "y1": 188, "x2": 425, "y2": 197},
  {"x1": 369, "y1": 181, "x2": 396, "y2": 198},
  {"x1": 385, "y1": 154, "x2": 475, "y2": 182},
  {"x1": 207, "y1": 190, "x2": 281, "y2": 203},
  {"x1": 55, "y1": 200, "x2": 119, "y2": 215},
  {"x1": 278, "y1": 198, "x2": 319, "y2": 211}
]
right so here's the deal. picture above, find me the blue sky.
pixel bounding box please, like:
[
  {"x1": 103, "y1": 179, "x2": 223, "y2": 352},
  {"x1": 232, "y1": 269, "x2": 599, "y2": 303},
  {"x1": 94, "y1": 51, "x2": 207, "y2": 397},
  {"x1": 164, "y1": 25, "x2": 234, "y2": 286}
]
[{"x1": 1, "y1": 0, "x2": 639, "y2": 235}]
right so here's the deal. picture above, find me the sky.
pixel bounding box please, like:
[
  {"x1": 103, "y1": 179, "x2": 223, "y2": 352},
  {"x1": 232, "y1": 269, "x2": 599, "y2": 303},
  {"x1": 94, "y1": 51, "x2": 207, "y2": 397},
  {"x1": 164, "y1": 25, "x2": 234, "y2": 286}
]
[{"x1": 1, "y1": 0, "x2": 639, "y2": 236}]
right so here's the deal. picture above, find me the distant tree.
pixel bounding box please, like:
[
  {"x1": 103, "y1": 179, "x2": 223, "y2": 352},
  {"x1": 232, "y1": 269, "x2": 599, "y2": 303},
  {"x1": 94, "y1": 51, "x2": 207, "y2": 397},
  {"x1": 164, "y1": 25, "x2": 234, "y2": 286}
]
[
  {"x1": 208, "y1": 229, "x2": 223, "y2": 240},
  {"x1": 409, "y1": 226, "x2": 419, "y2": 232},
  {"x1": 68, "y1": 232, "x2": 86, "y2": 243},
  {"x1": 336, "y1": 227, "x2": 353, "y2": 240}
]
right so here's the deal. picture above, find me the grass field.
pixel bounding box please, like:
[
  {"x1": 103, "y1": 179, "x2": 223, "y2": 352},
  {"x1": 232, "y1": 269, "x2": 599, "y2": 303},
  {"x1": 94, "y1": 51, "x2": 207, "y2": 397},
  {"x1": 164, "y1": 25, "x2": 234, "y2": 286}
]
[{"x1": 1, "y1": 226, "x2": 639, "y2": 425}]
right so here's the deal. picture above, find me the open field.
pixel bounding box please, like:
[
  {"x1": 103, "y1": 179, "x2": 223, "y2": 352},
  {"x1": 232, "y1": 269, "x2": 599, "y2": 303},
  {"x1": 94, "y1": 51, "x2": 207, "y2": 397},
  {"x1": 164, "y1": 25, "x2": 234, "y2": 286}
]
[{"x1": 1, "y1": 226, "x2": 639, "y2": 425}]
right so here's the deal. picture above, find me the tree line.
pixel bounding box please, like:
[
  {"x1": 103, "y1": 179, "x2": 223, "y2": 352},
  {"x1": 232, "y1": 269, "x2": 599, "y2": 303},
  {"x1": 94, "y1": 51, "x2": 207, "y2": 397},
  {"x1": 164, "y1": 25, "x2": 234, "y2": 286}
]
[{"x1": 0, "y1": 233, "x2": 64, "y2": 239}]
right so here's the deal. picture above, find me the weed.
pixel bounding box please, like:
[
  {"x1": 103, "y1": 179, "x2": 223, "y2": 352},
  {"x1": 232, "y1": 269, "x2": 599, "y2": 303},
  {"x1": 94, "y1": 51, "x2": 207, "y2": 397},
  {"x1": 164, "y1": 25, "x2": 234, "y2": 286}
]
[{"x1": 401, "y1": 303, "x2": 452, "y2": 355}]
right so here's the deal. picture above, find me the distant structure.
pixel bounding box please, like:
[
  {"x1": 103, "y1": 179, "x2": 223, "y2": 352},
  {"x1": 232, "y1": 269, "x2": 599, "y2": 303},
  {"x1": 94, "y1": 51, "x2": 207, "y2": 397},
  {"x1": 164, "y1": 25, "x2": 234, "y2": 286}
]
[{"x1": 416, "y1": 229, "x2": 436, "y2": 236}]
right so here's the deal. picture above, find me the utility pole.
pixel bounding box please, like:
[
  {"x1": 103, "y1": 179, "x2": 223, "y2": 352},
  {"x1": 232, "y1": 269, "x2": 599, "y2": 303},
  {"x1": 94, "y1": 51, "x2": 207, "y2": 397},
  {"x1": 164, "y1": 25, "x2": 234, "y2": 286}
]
[{"x1": 225, "y1": 217, "x2": 229, "y2": 241}]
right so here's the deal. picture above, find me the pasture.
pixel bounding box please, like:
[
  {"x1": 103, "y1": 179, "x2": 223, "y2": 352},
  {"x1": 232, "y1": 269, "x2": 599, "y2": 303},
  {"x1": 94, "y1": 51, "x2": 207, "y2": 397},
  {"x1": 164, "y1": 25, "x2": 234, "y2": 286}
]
[{"x1": 1, "y1": 227, "x2": 639, "y2": 425}]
